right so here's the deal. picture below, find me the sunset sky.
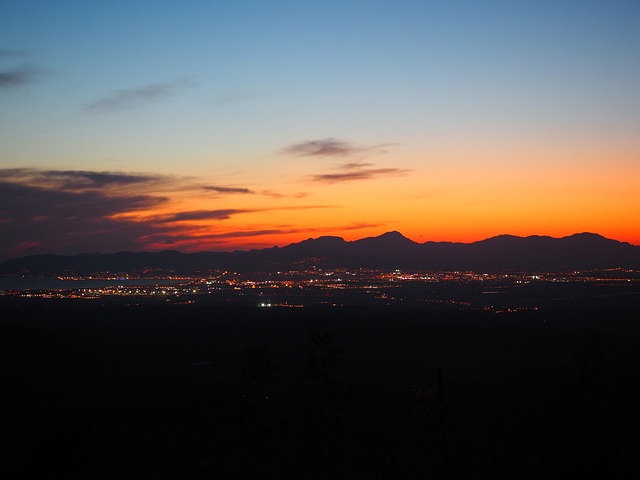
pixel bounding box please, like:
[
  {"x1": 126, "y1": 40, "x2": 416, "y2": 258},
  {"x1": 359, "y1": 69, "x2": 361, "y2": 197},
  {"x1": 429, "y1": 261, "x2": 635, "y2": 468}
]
[{"x1": 1, "y1": 1, "x2": 639, "y2": 260}]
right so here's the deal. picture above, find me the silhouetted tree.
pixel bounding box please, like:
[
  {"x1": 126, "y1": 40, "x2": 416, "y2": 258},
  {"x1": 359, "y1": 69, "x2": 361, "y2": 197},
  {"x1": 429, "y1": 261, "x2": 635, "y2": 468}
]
[
  {"x1": 573, "y1": 333, "x2": 604, "y2": 382},
  {"x1": 292, "y1": 331, "x2": 362, "y2": 477}
]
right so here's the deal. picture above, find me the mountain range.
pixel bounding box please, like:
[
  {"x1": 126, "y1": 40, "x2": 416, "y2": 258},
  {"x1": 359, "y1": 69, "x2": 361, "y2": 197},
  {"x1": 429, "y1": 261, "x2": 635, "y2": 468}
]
[{"x1": 1, "y1": 232, "x2": 639, "y2": 275}]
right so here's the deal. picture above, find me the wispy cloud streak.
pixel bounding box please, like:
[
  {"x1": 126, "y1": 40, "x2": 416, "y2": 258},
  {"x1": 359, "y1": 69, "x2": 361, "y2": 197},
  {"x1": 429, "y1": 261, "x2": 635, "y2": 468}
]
[
  {"x1": 85, "y1": 79, "x2": 194, "y2": 112},
  {"x1": 155, "y1": 204, "x2": 331, "y2": 224},
  {"x1": 285, "y1": 138, "x2": 357, "y2": 156},
  {"x1": 285, "y1": 138, "x2": 406, "y2": 183},
  {"x1": 0, "y1": 65, "x2": 38, "y2": 87},
  {"x1": 204, "y1": 185, "x2": 254, "y2": 194},
  {"x1": 284, "y1": 138, "x2": 396, "y2": 157},
  {"x1": 158, "y1": 209, "x2": 253, "y2": 222},
  {"x1": 311, "y1": 168, "x2": 408, "y2": 184},
  {"x1": 1, "y1": 168, "x2": 164, "y2": 192}
]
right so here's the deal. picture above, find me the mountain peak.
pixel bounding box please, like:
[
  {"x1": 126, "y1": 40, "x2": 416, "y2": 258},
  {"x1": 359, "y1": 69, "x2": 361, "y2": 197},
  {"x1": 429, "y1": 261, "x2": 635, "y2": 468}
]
[
  {"x1": 351, "y1": 231, "x2": 419, "y2": 256},
  {"x1": 378, "y1": 230, "x2": 408, "y2": 240},
  {"x1": 567, "y1": 232, "x2": 605, "y2": 239},
  {"x1": 285, "y1": 235, "x2": 347, "y2": 252}
]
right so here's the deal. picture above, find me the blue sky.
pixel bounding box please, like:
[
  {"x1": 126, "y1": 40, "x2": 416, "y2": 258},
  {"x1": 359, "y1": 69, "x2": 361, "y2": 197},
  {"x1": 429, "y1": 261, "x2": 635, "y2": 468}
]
[{"x1": 1, "y1": 1, "x2": 639, "y2": 258}]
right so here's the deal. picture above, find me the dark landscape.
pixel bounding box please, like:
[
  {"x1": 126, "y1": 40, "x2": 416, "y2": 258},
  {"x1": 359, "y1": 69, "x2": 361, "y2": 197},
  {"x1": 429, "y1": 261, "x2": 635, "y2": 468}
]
[{"x1": 2, "y1": 232, "x2": 640, "y2": 479}]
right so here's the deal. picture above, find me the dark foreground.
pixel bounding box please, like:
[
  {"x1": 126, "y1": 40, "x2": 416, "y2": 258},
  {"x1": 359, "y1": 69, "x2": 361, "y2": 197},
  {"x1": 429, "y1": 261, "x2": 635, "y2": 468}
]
[{"x1": 2, "y1": 302, "x2": 640, "y2": 479}]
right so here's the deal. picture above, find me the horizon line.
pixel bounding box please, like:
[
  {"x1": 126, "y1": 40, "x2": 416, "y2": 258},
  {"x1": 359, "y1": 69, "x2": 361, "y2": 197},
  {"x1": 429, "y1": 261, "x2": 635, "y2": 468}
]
[{"x1": 2, "y1": 230, "x2": 637, "y2": 262}]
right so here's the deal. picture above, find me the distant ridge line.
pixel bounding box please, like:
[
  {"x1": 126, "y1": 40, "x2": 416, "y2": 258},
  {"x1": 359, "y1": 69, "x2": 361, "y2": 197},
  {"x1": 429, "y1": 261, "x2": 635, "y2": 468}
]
[{"x1": 1, "y1": 232, "x2": 639, "y2": 275}]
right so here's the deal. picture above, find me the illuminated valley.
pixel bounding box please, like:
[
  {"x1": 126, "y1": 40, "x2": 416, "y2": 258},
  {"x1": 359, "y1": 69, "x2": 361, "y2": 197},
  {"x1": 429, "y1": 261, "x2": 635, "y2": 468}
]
[{"x1": 3, "y1": 267, "x2": 639, "y2": 312}]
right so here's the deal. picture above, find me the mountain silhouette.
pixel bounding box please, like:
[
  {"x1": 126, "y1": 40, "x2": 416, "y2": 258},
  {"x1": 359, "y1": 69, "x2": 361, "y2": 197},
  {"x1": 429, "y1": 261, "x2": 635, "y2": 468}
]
[{"x1": 1, "y1": 232, "x2": 639, "y2": 275}]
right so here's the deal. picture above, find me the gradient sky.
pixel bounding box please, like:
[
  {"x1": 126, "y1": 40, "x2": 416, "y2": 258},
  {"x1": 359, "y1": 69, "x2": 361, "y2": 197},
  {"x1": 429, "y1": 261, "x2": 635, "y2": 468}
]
[{"x1": 1, "y1": 0, "x2": 639, "y2": 260}]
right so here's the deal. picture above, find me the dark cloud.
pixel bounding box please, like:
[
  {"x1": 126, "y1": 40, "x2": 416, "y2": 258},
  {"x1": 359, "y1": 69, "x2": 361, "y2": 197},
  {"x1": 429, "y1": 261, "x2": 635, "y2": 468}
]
[
  {"x1": 155, "y1": 229, "x2": 293, "y2": 243},
  {"x1": 38, "y1": 170, "x2": 162, "y2": 192},
  {"x1": 0, "y1": 168, "x2": 183, "y2": 260},
  {"x1": 204, "y1": 185, "x2": 254, "y2": 194},
  {"x1": 0, "y1": 182, "x2": 164, "y2": 217},
  {"x1": 158, "y1": 204, "x2": 331, "y2": 223},
  {"x1": 261, "y1": 190, "x2": 283, "y2": 199},
  {"x1": 199, "y1": 222, "x2": 382, "y2": 241},
  {"x1": 339, "y1": 222, "x2": 384, "y2": 231},
  {"x1": 341, "y1": 162, "x2": 373, "y2": 170},
  {"x1": 284, "y1": 138, "x2": 358, "y2": 157},
  {"x1": 1, "y1": 168, "x2": 163, "y2": 192},
  {"x1": 0, "y1": 65, "x2": 38, "y2": 87},
  {"x1": 311, "y1": 168, "x2": 409, "y2": 184},
  {"x1": 0, "y1": 167, "x2": 339, "y2": 259},
  {"x1": 284, "y1": 138, "x2": 397, "y2": 157},
  {"x1": 261, "y1": 190, "x2": 309, "y2": 199},
  {"x1": 207, "y1": 229, "x2": 292, "y2": 239},
  {"x1": 0, "y1": 180, "x2": 170, "y2": 259},
  {"x1": 46, "y1": 170, "x2": 159, "y2": 187},
  {"x1": 158, "y1": 209, "x2": 253, "y2": 222},
  {"x1": 85, "y1": 79, "x2": 194, "y2": 112}
]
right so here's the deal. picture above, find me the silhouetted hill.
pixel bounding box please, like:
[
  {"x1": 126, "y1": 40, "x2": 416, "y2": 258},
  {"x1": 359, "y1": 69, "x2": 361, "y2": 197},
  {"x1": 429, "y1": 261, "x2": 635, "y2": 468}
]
[{"x1": 1, "y1": 232, "x2": 639, "y2": 275}]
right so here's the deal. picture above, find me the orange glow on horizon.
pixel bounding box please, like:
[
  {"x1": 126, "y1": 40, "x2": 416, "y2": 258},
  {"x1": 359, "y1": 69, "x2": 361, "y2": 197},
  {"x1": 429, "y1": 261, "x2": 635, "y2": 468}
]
[{"x1": 112, "y1": 148, "x2": 640, "y2": 252}]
